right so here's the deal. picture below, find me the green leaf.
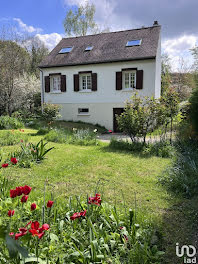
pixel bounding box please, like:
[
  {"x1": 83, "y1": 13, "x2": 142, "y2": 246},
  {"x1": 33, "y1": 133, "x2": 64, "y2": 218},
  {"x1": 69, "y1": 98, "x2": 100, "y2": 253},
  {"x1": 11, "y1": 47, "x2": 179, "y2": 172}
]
[{"x1": 5, "y1": 235, "x2": 28, "y2": 259}]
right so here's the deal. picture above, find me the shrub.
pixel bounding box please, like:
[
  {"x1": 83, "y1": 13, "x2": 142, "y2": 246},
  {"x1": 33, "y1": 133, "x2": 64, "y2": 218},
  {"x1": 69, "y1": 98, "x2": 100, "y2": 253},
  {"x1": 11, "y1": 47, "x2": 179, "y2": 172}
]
[
  {"x1": 0, "y1": 116, "x2": 24, "y2": 129},
  {"x1": 41, "y1": 103, "x2": 61, "y2": 122},
  {"x1": 44, "y1": 128, "x2": 98, "y2": 146},
  {"x1": 109, "y1": 138, "x2": 175, "y2": 158},
  {"x1": 0, "y1": 182, "x2": 164, "y2": 263},
  {"x1": 159, "y1": 140, "x2": 198, "y2": 198},
  {"x1": 189, "y1": 85, "x2": 198, "y2": 134},
  {"x1": 44, "y1": 129, "x2": 67, "y2": 143},
  {"x1": 0, "y1": 131, "x2": 28, "y2": 146}
]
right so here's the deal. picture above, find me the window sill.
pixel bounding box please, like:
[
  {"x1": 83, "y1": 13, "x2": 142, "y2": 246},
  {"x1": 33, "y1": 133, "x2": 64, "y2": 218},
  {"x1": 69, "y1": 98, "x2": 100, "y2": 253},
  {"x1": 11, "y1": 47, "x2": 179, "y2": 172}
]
[
  {"x1": 79, "y1": 90, "x2": 92, "y2": 93},
  {"x1": 77, "y1": 114, "x2": 90, "y2": 116},
  {"x1": 122, "y1": 88, "x2": 135, "y2": 92},
  {"x1": 50, "y1": 91, "x2": 62, "y2": 94}
]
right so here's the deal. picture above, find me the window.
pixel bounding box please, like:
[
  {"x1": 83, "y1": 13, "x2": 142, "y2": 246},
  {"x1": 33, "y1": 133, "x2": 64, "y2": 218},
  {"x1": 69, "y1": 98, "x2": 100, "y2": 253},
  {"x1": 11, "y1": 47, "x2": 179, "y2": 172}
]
[
  {"x1": 123, "y1": 71, "x2": 136, "y2": 89},
  {"x1": 80, "y1": 74, "x2": 92, "y2": 91},
  {"x1": 126, "y1": 39, "x2": 142, "y2": 47},
  {"x1": 59, "y1": 47, "x2": 73, "y2": 53},
  {"x1": 85, "y1": 46, "x2": 93, "y2": 51},
  {"x1": 50, "y1": 75, "x2": 61, "y2": 92},
  {"x1": 78, "y1": 108, "x2": 89, "y2": 115}
]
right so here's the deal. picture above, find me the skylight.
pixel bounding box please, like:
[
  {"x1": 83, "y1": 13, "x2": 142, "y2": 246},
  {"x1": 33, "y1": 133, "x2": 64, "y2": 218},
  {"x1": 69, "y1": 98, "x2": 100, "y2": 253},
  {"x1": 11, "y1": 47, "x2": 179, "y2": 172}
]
[
  {"x1": 85, "y1": 46, "x2": 93, "y2": 51},
  {"x1": 126, "y1": 40, "x2": 142, "y2": 47},
  {"x1": 59, "y1": 47, "x2": 73, "y2": 53}
]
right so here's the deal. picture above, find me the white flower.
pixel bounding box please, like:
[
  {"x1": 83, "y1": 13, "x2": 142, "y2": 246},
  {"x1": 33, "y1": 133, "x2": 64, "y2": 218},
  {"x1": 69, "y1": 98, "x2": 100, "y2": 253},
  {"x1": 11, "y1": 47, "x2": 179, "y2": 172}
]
[
  {"x1": 73, "y1": 128, "x2": 77, "y2": 131},
  {"x1": 93, "y1": 129, "x2": 98, "y2": 133}
]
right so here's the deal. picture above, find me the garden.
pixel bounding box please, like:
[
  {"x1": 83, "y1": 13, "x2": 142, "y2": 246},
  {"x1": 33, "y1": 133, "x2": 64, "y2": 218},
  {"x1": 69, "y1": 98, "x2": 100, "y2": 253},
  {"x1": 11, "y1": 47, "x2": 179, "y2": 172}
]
[{"x1": 0, "y1": 87, "x2": 198, "y2": 263}]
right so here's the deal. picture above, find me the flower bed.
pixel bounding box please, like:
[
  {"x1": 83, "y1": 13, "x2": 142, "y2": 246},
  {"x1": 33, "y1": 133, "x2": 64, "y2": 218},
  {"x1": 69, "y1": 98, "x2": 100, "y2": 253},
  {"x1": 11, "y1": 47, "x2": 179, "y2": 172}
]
[{"x1": 0, "y1": 179, "x2": 164, "y2": 263}]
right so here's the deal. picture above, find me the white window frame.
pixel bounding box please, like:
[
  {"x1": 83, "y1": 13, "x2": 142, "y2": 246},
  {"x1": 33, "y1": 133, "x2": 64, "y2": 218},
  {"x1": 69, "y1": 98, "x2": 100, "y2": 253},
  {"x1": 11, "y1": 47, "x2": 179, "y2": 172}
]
[
  {"x1": 122, "y1": 71, "x2": 136, "y2": 90},
  {"x1": 50, "y1": 75, "x2": 61, "y2": 93},
  {"x1": 80, "y1": 73, "x2": 92, "y2": 92}
]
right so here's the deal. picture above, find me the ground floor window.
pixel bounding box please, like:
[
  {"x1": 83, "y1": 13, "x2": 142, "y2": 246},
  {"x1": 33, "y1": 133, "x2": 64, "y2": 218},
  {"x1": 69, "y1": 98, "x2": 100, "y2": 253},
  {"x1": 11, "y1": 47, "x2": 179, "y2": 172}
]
[{"x1": 78, "y1": 108, "x2": 89, "y2": 115}]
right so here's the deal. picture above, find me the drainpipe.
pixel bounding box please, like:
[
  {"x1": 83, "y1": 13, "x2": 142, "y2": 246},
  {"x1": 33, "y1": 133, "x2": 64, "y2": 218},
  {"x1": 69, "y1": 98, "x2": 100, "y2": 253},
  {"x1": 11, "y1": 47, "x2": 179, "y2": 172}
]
[{"x1": 39, "y1": 68, "x2": 44, "y2": 113}]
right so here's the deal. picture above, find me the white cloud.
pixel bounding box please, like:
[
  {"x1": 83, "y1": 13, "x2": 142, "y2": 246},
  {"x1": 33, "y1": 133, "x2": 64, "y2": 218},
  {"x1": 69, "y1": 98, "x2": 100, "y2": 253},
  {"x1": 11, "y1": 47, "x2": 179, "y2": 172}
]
[
  {"x1": 64, "y1": 0, "x2": 139, "y2": 32},
  {"x1": 35, "y1": 33, "x2": 63, "y2": 51},
  {"x1": 162, "y1": 34, "x2": 198, "y2": 71},
  {"x1": 13, "y1": 18, "x2": 42, "y2": 33}
]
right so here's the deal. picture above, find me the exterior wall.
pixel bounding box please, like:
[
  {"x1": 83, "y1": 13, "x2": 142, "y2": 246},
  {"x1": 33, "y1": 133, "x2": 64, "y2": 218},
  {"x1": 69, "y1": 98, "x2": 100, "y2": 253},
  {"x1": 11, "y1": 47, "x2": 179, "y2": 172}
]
[
  {"x1": 155, "y1": 31, "x2": 161, "y2": 98},
  {"x1": 41, "y1": 59, "x2": 157, "y2": 130}
]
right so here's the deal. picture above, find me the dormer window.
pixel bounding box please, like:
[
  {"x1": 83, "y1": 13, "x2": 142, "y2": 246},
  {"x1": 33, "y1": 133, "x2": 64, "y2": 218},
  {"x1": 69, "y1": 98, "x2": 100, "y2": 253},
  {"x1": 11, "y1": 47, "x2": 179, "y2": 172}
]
[
  {"x1": 85, "y1": 46, "x2": 93, "y2": 51},
  {"x1": 126, "y1": 40, "x2": 142, "y2": 47},
  {"x1": 59, "y1": 47, "x2": 73, "y2": 53}
]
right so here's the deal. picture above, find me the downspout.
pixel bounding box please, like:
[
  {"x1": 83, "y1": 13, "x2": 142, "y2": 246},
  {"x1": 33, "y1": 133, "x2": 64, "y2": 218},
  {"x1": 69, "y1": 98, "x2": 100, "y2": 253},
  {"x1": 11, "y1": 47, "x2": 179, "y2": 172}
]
[{"x1": 39, "y1": 68, "x2": 44, "y2": 113}]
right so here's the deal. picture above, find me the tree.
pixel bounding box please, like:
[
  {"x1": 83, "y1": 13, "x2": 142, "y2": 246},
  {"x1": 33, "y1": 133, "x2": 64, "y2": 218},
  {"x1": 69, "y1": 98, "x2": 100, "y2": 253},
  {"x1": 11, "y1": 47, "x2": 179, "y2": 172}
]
[
  {"x1": 28, "y1": 38, "x2": 49, "y2": 78},
  {"x1": 161, "y1": 54, "x2": 172, "y2": 95},
  {"x1": 63, "y1": 2, "x2": 98, "y2": 36},
  {"x1": 0, "y1": 39, "x2": 30, "y2": 115},
  {"x1": 117, "y1": 94, "x2": 161, "y2": 143},
  {"x1": 0, "y1": 26, "x2": 42, "y2": 115}
]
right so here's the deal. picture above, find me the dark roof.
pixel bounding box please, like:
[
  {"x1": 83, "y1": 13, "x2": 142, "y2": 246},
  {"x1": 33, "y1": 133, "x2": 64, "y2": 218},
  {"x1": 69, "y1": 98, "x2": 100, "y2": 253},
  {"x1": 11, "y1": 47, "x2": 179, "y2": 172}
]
[{"x1": 39, "y1": 25, "x2": 161, "y2": 68}]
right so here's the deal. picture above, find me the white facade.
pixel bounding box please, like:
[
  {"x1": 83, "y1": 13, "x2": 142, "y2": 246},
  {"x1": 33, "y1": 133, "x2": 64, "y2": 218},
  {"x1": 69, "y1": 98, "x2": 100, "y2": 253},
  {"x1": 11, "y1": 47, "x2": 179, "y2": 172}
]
[{"x1": 41, "y1": 58, "x2": 161, "y2": 130}]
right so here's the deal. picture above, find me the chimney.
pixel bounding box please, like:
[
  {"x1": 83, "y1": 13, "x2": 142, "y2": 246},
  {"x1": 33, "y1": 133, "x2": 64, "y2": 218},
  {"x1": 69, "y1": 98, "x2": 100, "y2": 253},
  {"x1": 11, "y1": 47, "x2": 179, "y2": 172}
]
[{"x1": 153, "y1": 20, "x2": 159, "y2": 26}]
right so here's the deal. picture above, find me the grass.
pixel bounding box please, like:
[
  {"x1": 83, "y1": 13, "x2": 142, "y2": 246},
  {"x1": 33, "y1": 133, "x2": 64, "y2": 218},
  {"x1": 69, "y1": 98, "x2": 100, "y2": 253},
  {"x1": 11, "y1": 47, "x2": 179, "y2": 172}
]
[{"x1": 0, "y1": 128, "x2": 197, "y2": 263}]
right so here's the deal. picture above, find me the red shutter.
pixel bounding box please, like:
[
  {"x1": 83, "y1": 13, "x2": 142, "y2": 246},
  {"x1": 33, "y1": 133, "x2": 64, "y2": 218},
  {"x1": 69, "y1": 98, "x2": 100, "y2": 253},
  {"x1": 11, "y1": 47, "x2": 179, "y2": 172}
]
[
  {"x1": 45, "y1": 76, "x2": 50, "y2": 93},
  {"x1": 136, "y1": 70, "x2": 143, "y2": 89},
  {"x1": 92, "y1": 73, "x2": 97, "y2": 91},
  {"x1": 74, "y1": 74, "x2": 79, "y2": 92},
  {"x1": 61, "y1": 75, "x2": 66, "y2": 92},
  {"x1": 116, "y1": 72, "x2": 122, "y2": 90}
]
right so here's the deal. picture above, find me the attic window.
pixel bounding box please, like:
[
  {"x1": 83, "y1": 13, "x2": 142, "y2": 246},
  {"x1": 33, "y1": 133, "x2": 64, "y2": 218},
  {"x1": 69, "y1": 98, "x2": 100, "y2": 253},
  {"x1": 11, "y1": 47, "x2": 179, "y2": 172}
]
[
  {"x1": 126, "y1": 40, "x2": 142, "y2": 47},
  {"x1": 59, "y1": 47, "x2": 73, "y2": 53},
  {"x1": 85, "y1": 46, "x2": 93, "y2": 51}
]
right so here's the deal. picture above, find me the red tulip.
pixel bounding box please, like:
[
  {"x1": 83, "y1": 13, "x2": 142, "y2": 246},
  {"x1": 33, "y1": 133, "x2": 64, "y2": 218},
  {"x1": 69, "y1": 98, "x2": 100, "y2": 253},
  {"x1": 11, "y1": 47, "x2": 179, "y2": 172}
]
[
  {"x1": 10, "y1": 189, "x2": 17, "y2": 198},
  {"x1": 2, "y1": 163, "x2": 9, "y2": 168},
  {"x1": 70, "y1": 210, "x2": 86, "y2": 220},
  {"x1": 42, "y1": 224, "x2": 50, "y2": 231},
  {"x1": 31, "y1": 203, "x2": 36, "y2": 211},
  {"x1": 21, "y1": 195, "x2": 28, "y2": 203},
  {"x1": 88, "y1": 193, "x2": 101, "y2": 206},
  {"x1": 10, "y1": 157, "x2": 18, "y2": 164},
  {"x1": 16, "y1": 186, "x2": 23, "y2": 196},
  {"x1": 29, "y1": 221, "x2": 49, "y2": 239},
  {"x1": 31, "y1": 221, "x2": 40, "y2": 230},
  {"x1": 8, "y1": 210, "x2": 15, "y2": 217},
  {"x1": 23, "y1": 185, "x2": 32, "y2": 195},
  {"x1": 47, "y1": 200, "x2": 54, "y2": 208},
  {"x1": 15, "y1": 233, "x2": 24, "y2": 240},
  {"x1": 108, "y1": 130, "x2": 112, "y2": 133},
  {"x1": 9, "y1": 232, "x2": 14, "y2": 236}
]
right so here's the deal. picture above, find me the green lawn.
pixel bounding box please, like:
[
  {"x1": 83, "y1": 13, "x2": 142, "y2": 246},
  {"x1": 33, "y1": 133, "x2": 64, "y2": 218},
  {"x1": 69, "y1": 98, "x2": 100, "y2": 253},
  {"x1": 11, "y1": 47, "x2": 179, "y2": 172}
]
[{"x1": 0, "y1": 128, "x2": 197, "y2": 263}]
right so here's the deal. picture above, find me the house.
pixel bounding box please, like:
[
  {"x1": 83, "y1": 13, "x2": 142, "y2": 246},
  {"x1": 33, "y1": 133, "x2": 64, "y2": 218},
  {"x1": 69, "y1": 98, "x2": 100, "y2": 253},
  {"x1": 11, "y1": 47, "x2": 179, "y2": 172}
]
[{"x1": 39, "y1": 21, "x2": 161, "y2": 131}]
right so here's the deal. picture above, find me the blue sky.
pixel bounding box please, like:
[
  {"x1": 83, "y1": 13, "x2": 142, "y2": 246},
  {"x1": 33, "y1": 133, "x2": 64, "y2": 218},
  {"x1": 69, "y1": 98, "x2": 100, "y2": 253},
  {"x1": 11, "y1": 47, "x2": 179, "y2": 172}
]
[{"x1": 1, "y1": 0, "x2": 198, "y2": 71}]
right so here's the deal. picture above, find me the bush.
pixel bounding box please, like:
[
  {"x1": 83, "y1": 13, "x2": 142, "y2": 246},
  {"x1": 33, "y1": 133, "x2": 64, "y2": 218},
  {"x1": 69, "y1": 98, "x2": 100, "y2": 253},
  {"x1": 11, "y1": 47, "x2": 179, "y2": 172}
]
[
  {"x1": 109, "y1": 138, "x2": 175, "y2": 158},
  {"x1": 0, "y1": 181, "x2": 164, "y2": 263},
  {"x1": 0, "y1": 131, "x2": 28, "y2": 146},
  {"x1": 159, "y1": 140, "x2": 198, "y2": 198},
  {"x1": 0, "y1": 116, "x2": 24, "y2": 129},
  {"x1": 41, "y1": 103, "x2": 61, "y2": 122},
  {"x1": 44, "y1": 128, "x2": 98, "y2": 146},
  {"x1": 189, "y1": 85, "x2": 198, "y2": 134}
]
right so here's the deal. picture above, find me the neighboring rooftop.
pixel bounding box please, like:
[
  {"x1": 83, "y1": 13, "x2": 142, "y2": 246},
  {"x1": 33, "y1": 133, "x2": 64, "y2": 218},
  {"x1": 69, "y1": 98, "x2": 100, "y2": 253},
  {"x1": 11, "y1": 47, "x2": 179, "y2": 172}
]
[{"x1": 39, "y1": 23, "x2": 161, "y2": 68}]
